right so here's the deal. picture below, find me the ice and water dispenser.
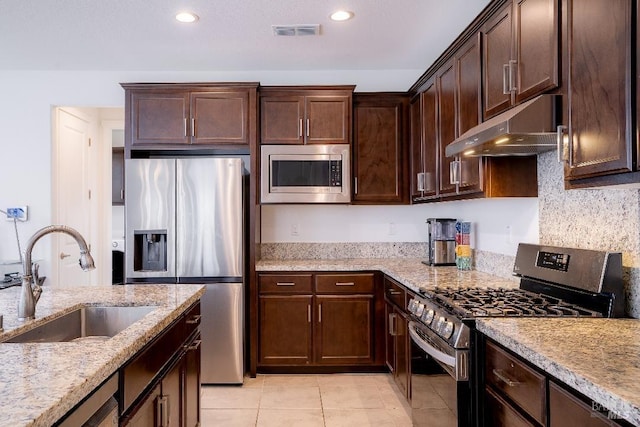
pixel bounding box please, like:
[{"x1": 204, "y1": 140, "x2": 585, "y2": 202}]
[{"x1": 133, "y1": 230, "x2": 167, "y2": 272}]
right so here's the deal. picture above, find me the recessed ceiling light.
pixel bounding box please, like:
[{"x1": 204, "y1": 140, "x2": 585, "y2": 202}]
[
  {"x1": 330, "y1": 10, "x2": 354, "y2": 21},
  {"x1": 176, "y1": 12, "x2": 199, "y2": 23}
]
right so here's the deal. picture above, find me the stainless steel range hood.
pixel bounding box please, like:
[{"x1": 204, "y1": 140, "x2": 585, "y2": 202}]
[{"x1": 445, "y1": 94, "x2": 559, "y2": 157}]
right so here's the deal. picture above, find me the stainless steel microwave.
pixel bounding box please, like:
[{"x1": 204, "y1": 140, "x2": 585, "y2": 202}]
[{"x1": 260, "y1": 144, "x2": 351, "y2": 203}]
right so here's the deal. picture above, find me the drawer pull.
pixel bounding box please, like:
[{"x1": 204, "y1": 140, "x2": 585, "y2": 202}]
[
  {"x1": 388, "y1": 290, "x2": 402, "y2": 295},
  {"x1": 335, "y1": 282, "x2": 355, "y2": 286},
  {"x1": 184, "y1": 339, "x2": 202, "y2": 351},
  {"x1": 276, "y1": 282, "x2": 296, "y2": 286},
  {"x1": 186, "y1": 314, "x2": 202, "y2": 324},
  {"x1": 493, "y1": 369, "x2": 520, "y2": 387}
]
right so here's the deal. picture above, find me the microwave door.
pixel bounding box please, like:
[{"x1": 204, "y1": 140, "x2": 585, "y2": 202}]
[{"x1": 270, "y1": 154, "x2": 340, "y2": 193}]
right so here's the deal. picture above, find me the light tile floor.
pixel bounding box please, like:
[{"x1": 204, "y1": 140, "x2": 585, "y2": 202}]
[{"x1": 201, "y1": 373, "x2": 412, "y2": 426}]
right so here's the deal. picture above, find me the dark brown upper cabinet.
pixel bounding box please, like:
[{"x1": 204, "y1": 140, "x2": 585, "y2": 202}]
[
  {"x1": 122, "y1": 83, "x2": 258, "y2": 150},
  {"x1": 410, "y1": 80, "x2": 439, "y2": 202},
  {"x1": 482, "y1": 0, "x2": 559, "y2": 119},
  {"x1": 562, "y1": 0, "x2": 633, "y2": 184},
  {"x1": 260, "y1": 86, "x2": 354, "y2": 145},
  {"x1": 353, "y1": 93, "x2": 409, "y2": 204}
]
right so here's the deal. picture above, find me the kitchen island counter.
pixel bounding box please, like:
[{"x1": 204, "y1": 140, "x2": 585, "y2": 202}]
[
  {"x1": 477, "y1": 317, "x2": 640, "y2": 426},
  {"x1": 256, "y1": 258, "x2": 519, "y2": 293},
  {"x1": 0, "y1": 284, "x2": 205, "y2": 427}
]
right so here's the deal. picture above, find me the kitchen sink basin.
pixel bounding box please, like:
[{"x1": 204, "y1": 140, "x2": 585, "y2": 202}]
[{"x1": 4, "y1": 305, "x2": 158, "y2": 343}]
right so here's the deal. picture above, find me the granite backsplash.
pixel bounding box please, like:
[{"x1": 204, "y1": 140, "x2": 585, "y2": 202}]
[
  {"x1": 259, "y1": 242, "x2": 517, "y2": 280},
  {"x1": 537, "y1": 151, "x2": 640, "y2": 318}
]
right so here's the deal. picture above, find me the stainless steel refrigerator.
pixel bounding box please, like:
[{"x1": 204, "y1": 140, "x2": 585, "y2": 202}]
[{"x1": 125, "y1": 157, "x2": 244, "y2": 384}]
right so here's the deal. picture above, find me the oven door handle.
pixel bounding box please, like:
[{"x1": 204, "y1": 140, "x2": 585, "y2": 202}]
[{"x1": 408, "y1": 322, "x2": 456, "y2": 367}]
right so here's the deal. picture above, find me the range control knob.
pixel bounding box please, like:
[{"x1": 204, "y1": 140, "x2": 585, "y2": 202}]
[
  {"x1": 422, "y1": 309, "x2": 435, "y2": 325},
  {"x1": 442, "y1": 321, "x2": 455, "y2": 339},
  {"x1": 416, "y1": 303, "x2": 425, "y2": 317}
]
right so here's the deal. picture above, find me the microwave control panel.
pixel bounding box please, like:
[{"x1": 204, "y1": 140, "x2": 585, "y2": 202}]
[{"x1": 330, "y1": 160, "x2": 342, "y2": 186}]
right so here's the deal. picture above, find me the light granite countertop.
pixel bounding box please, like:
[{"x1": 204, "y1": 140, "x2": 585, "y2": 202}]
[
  {"x1": 477, "y1": 318, "x2": 640, "y2": 426},
  {"x1": 0, "y1": 284, "x2": 205, "y2": 427},
  {"x1": 256, "y1": 258, "x2": 520, "y2": 293}
]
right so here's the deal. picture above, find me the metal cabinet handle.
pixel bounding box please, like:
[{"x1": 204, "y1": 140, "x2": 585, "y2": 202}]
[
  {"x1": 449, "y1": 160, "x2": 460, "y2": 185},
  {"x1": 299, "y1": 119, "x2": 303, "y2": 137},
  {"x1": 318, "y1": 304, "x2": 322, "y2": 323},
  {"x1": 276, "y1": 282, "x2": 295, "y2": 286},
  {"x1": 186, "y1": 314, "x2": 202, "y2": 324},
  {"x1": 508, "y1": 59, "x2": 517, "y2": 91},
  {"x1": 354, "y1": 177, "x2": 358, "y2": 195},
  {"x1": 556, "y1": 125, "x2": 567, "y2": 163},
  {"x1": 417, "y1": 172, "x2": 425, "y2": 192},
  {"x1": 306, "y1": 119, "x2": 310, "y2": 137},
  {"x1": 388, "y1": 290, "x2": 402, "y2": 296},
  {"x1": 335, "y1": 282, "x2": 355, "y2": 286},
  {"x1": 502, "y1": 63, "x2": 510, "y2": 95},
  {"x1": 492, "y1": 369, "x2": 520, "y2": 387},
  {"x1": 184, "y1": 339, "x2": 202, "y2": 351},
  {"x1": 120, "y1": 189, "x2": 124, "y2": 200},
  {"x1": 308, "y1": 304, "x2": 311, "y2": 323},
  {"x1": 191, "y1": 117, "x2": 195, "y2": 137},
  {"x1": 183, "y1": 118, "x2": 187, "y2": 137},
  {"x1": 388, "y1": 313, "x2": 394, "y2": 335},
  {"x1": 157, "y1": 395, "x2": 169, "y2": 427},
  {"x1": 59, "y1": 252, "x2": 70, "y2": 260}
]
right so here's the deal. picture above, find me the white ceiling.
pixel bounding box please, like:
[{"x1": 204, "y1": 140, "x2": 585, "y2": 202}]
[{"x1": 0, "y1": 0, "x2": 491, "y2": 78}]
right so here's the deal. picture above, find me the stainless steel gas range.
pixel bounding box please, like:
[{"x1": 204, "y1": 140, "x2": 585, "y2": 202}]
[{"x1": 407, "y1": 243, "x2": 624, "y2": 427}]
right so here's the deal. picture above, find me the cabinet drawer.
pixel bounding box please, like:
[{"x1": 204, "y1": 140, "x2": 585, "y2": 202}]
[
  {"x1": 384, "y1": 277, "x2": 406, "y2": 309},
  {"x1": 184, "y1": 301, "x2": 201, "y2": 338},
  {"x1": 259, "y1": 274, "x2": 313, "y2": 293},
  {"x1": 315, "y1": 273, "x2": 375, "y2": 294},
  {"x1": 485, "y1": 340, "x2": 546, "y2": 425},
  {"x1": 549, "y1": 381, "x2": 613, "y2": 427},
  {"x1": 485, "y1": 386, "x2": 536, "y2": 427}
]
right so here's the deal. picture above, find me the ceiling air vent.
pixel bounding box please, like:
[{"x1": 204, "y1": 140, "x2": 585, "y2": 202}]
[{"x1": 272, "y1": 24, "x2": 321, "y2": 37}]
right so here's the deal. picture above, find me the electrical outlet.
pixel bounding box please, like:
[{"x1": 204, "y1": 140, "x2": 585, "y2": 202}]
[
  {"x1": 505, "y1": 225, "x2": 512, "y2": 244},
  {"x1": 6, "y1": 206, "x2": 28, "y2": 221},
  {"x1": 389, "y1": 222, "x2": 397, "y2": 235},
  {"x1": 291, "y1": 223, "x2": 299, "y2": 236}
]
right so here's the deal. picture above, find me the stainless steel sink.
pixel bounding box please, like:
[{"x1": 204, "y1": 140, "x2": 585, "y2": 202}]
[{"x1": 4, "y1": 305, "x2": 158, "y2": 343}]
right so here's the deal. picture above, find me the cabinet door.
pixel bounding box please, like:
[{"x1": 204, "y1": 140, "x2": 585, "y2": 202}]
[
  {"x1": 183, "y1": 333, "x2": 201, "y2": 427},
  {"x1": 129, "y1": 91, "x2": 190, "y2": 145},
  {"x1": 394, "y1": 309, "x2": 409, "y2": 397},
  {"x1": 437, "y1": 61, "x2": 458, "y2": 196},
  {"x1": 353, "y1": 94, "x2": 409, "y2": 204},
  {"x1": 162, "y1": 358, "x2": 182, "y2": 427},
  {"x1": 564, "y1": 0, "x2": 632, "y2": 179},
  {"x1": 191, "y1": 92, "x2": 249, "y2": 145},
  {"x1": 482, "y1": 2, "x2": 514, "y2": 119},
  {"x1": 306, "y1": 96, "x2": 351, "y2": 144},
  {"x1": 260, "y1": 95, "x2": 304, "y2": 144},
  {"x1": 422, "y1": 81, "x2": 439, "y2": 198},
  {"x1": 315, "y1": 295, "x2": 374, "y2": 364},
  {"x1": 112, "y1": 147, "x2": 125, "y2": 205},
  {"x1": 455, "y1": 34, "x2": 482, "y2": 194},
  {"x1": 123, "y1": 384, "x2": 161, "y2": 426},
  {"x1": 549, "y1": 381, "x2": 613, "y2": 427},
  {"x1": 259, "y1": 295, "x2": 312, "y2": 365},
  {"x1": 514, "y1": 0, "x2": 559, "y2": 103},
  {"x1": 410, "y1": 95, "x2": 424, "y2": 199},
  {"x1": 385, "y1": 303, "x2": 396, "y2": 373}
]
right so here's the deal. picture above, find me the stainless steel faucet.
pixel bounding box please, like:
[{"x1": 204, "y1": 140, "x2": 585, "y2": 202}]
[{"x1": 19, "y1": 225, "x2": 95, "y2": 321}]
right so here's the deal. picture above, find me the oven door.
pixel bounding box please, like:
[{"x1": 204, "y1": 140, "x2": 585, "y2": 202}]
[{"x1": 409, "y1": 321, "x2": 472, "y2": 427}]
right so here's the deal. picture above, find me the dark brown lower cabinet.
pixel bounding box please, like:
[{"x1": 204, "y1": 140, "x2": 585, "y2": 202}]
[
  {"x1": 258, "y1": 295, "x2": 313, "y2": 365},
  {"x1": 257, "y1": 272, "x2": 381, "y2": 370},
  {"x1": 483, "y1": 338, "x2": 629, "y2": 427},
  {"x1": 315, "y1": 295, "x2": 374, "y2": 365},
  {"x1": 121, "y1": 301, "x2": 201, "y2": 426},
  {"x1": 385, "y1": 303, "x2": 409, "y2": 397}
]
